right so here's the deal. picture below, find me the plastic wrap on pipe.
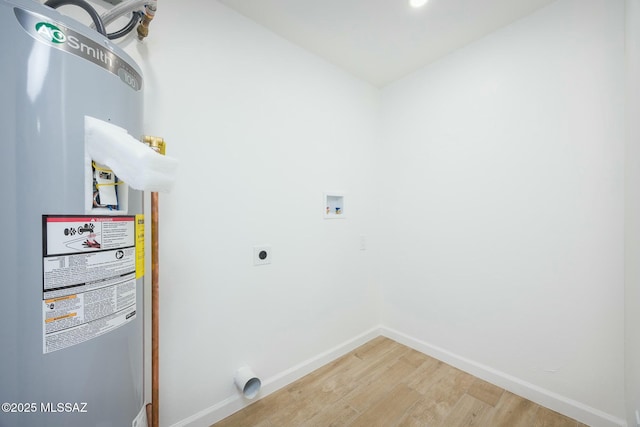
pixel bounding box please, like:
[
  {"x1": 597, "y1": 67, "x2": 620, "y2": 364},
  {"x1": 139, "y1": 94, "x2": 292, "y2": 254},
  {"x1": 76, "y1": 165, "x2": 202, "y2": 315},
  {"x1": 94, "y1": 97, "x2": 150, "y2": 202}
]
[{"x1": 85, "y1": 116, "x2": 177, "y2": 193}]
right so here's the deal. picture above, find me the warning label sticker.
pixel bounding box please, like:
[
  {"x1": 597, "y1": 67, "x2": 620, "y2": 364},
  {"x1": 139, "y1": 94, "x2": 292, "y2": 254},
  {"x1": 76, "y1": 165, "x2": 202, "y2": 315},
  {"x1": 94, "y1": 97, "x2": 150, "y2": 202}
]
[
  {"x1": 44, "y1": 216, "x2": 135, "y2": 255},
  {"x1": 135, "y1": 214, "x2": 145, "y2": 279},
  {"x1": 42, "y1": 215, "x2": 137, "y2": 354}
]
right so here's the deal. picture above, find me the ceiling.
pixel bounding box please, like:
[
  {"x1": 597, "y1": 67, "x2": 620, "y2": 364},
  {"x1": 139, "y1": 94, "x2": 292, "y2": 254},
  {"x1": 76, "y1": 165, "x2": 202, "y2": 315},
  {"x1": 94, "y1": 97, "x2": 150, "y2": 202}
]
[{"x1": 218, "y1": 0, "x2": 557, "y2": 87}]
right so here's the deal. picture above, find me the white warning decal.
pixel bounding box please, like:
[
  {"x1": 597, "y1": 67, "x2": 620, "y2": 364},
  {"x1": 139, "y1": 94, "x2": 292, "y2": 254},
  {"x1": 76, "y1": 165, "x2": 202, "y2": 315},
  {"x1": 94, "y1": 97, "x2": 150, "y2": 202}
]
[{"x1": 41, "y1": 215, "x2": 137, "y2": 354}]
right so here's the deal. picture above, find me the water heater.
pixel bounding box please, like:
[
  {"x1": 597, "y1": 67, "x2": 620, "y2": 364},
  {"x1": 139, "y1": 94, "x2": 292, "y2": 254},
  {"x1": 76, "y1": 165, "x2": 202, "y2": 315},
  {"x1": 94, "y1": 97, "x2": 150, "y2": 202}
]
[{"x1": 0, "y1": 0, "x2": 145, "y2": 426}]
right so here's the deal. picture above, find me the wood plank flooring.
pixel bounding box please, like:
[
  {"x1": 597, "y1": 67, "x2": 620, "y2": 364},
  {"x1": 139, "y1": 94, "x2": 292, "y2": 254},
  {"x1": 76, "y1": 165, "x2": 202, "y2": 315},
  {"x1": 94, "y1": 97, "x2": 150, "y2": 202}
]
[{"x1": 212, "y1": 337, "x2": 589, "y2": 427}]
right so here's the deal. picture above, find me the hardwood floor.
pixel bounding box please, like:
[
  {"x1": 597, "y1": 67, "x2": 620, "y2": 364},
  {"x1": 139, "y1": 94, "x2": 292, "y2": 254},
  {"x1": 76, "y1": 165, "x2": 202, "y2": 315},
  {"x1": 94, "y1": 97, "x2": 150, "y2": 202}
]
[{"x1": 212, "y1": 337, "x2": 589, "y2": 427}]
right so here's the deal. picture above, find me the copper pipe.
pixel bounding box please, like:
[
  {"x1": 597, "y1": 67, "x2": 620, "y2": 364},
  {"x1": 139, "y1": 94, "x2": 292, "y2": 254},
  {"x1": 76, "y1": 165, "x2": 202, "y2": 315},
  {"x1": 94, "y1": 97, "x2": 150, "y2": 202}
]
[
  {"x1": 146, "y1": 403, "x2": 152, "y2": 427},
  {"x1": 141, "y1": 136, "x2": 165, "y2": 427},
  {"x1": 150, "y1": 190, "x2": 159, "y2": 427}
]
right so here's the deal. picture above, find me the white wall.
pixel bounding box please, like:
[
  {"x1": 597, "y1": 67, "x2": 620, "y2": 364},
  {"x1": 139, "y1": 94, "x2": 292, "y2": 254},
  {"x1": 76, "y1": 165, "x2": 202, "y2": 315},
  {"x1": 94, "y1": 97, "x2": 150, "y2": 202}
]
[
  {"x1": 122, "y1": 2, "x2": 381, "y2": 425},
  {"x1": 626, "y1": 0, "x2": 640, "y2": 424},
  {"x1": 61, "y1": 0, "x2": 631, "y2": 425},
  {"x1": 378, "y1": 0, "x2": 626, "y2": 425}
]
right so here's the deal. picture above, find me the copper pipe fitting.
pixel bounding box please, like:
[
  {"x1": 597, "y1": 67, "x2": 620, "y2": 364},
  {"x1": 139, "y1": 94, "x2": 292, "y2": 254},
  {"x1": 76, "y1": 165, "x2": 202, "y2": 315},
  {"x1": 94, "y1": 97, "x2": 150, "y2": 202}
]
[{"x1": 137, "y1": 3, "x2": 157, "y2": 41}]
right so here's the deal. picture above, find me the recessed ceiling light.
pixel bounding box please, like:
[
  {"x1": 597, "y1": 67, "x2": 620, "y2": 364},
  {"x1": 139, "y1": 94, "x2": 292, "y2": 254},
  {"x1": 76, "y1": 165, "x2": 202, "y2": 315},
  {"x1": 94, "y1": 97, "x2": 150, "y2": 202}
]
[{"x1": 409, "y1": 0, "x2": 428, "y2": 8}]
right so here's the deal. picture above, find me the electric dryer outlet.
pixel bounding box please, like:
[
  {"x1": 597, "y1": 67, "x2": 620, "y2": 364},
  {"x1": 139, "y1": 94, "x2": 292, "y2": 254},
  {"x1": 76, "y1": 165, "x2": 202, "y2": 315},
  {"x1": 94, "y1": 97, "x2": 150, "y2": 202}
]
[{"x1": 253, "y1": 245, "x2": 272, "y2": 266}]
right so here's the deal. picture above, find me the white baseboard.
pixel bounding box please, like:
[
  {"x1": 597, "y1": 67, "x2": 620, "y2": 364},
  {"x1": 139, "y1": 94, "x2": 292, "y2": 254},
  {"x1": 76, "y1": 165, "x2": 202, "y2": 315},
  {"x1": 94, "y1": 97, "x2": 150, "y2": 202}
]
[
  {"x1": 170, "y1": 326, "x2": 381, "y2": 427},
  {"x1": 380, "y1": 327, "x2": 627, "y2": 427}
]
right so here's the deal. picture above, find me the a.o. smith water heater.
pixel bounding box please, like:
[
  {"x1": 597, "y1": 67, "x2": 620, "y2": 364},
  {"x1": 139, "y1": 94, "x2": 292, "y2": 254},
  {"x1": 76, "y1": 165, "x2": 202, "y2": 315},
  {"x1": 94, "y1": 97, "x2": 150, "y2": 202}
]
[{"x1": 0, "y1": 0, "x2": 146, "y2": 425}]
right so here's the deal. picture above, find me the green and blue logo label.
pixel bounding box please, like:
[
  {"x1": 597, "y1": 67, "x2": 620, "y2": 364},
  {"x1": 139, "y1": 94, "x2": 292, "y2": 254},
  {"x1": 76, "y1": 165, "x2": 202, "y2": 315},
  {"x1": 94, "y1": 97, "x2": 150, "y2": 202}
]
[{"x1": 35, "y1": 22, "x2": 66, "y2": 44}]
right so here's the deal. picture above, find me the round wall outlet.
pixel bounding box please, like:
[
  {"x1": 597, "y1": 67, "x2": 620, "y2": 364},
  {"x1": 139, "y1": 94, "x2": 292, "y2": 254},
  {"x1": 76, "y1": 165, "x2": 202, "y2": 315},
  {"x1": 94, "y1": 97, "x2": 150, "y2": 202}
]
[{"x1": 253, "y1": 245, "x2": 272, "y2": 265}]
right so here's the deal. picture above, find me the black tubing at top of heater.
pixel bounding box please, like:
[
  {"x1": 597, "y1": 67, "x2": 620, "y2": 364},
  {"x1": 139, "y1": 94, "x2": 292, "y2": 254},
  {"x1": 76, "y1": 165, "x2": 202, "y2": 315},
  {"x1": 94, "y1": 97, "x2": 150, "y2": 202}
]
[
  {"x1": 44, "y1": 0, "x2": 107, "y2": 36},
  {"x1": 107, "y1": 10, "x2": 143, "y2": 40}
]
